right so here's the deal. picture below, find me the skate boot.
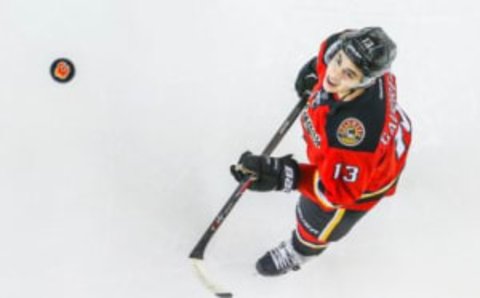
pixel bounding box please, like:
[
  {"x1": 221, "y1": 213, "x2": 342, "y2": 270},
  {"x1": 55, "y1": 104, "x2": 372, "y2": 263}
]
[{"x1": 256, "y1": 240, "x2": 308, "y2": 276}]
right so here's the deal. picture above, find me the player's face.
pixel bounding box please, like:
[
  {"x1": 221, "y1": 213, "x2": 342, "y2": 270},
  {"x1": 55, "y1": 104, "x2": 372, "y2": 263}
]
[{"x1": 324, "y1": 50, "x2": 364, "y2": 94}]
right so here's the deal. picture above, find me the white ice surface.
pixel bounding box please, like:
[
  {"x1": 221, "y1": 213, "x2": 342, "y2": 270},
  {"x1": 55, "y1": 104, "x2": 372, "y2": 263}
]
[{"x1": 1, "y1": 0, "x2": 479, "y2": 297}]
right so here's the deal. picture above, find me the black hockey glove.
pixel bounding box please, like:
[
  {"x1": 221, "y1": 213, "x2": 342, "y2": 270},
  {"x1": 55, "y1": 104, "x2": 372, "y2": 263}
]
[
  {"x1": 230, "y1": 151, "x2": 299, "y2": 192},
  {"x1": 295, "y1": 57, "x2": 318, "y2": 101}
]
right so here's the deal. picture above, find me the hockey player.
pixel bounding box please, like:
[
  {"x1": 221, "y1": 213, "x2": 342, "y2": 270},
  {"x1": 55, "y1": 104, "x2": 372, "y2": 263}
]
[{"x1": 231, "y1": 27, "x2": 412, "y2": 276}]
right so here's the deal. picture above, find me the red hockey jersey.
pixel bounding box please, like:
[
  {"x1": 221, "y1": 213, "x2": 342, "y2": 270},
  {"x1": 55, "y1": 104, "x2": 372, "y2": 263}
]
[{"x1": 297, "y1": 34, "x2": 412, "y2": 212}]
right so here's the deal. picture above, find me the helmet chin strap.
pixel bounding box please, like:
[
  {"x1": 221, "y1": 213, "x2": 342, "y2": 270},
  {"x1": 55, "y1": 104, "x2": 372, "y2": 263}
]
[
  {"x1": 340, "y1": 88, "x2": 364, "y2": 102},
  {"x1": 339, "y1": 77, "x2": 376, "y2": 102},
  {"x1": 351, "y1": 76, "x2": 376, "y2": 89},
  {"x1": 352, "y1": 67, "x2": 391, "y2": 89}
]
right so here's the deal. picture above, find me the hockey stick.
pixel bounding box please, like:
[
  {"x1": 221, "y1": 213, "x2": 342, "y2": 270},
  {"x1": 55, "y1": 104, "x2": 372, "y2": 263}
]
[{"x1": 189, "y1": 97, "x2": 308, "y2": 297}]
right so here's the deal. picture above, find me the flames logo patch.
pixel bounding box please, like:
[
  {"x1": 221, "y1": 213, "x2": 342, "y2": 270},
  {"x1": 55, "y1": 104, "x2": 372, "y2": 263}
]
[
  {"x1": 336, "y1": 117, "x2": 366, "y2": 147},
  {"x1": 50, "y1": 58, "x2": 75, "y2": 83}
]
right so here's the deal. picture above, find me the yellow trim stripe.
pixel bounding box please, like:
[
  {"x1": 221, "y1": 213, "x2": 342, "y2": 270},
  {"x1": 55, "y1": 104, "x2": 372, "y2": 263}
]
[
  {"x1": 360, "y1": 178, "x2": 398, "y2": 200},
  {"x1": 295, "y1": 230, "x2": 328, "y2": 250},
  {"x1": 318, "y1": 208, "x2": 346, "y2": 242},
  {"x1": 313, "y1": 171, "x2": 336, "y2": 209}
]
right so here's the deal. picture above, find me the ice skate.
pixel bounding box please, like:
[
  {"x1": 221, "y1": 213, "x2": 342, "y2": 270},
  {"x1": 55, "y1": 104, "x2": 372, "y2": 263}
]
[{"x1": 256, "y1": 240, "x2": 308, "y2": 276}]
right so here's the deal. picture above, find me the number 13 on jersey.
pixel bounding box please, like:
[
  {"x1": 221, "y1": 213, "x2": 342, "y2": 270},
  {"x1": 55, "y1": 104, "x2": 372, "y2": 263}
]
[{"x1": 333, "y1": 163, "x2": 360, "y2": 182}]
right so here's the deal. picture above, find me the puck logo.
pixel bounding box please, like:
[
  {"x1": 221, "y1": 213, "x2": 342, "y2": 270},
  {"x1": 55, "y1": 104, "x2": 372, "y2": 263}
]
[
  {"x1": 50, "y1": 58, "x2": 75, "y2": 83},
  {"x1": 336, "y1": 117, "x2": 366, "y2": 147}
]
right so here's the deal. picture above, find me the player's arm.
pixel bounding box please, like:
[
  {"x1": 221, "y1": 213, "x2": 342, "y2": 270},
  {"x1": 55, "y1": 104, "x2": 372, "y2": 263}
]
[{"x1": 295, "y1": 57, "x2": 318, "y2": 101}]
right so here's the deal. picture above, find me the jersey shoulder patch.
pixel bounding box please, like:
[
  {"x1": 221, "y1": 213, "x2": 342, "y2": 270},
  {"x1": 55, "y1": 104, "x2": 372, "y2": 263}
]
[
  {"x1": 326, "y1": 80, "x2": 387, "y2": 152},
  {"x1": 336, "y1": 117, "x2": 367, "y2": 147}
]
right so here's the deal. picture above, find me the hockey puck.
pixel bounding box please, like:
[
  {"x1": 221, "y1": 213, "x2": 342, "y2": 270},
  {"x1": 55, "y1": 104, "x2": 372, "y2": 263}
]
[{"x1": 50, "y1": 58, "x2": 75, "y2": 83}]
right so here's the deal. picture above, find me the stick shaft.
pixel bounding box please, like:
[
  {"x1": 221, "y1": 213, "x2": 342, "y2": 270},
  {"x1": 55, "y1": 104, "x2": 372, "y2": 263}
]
[{"x1": 189, "y1": 98, "x2": 307, "y2": 259}]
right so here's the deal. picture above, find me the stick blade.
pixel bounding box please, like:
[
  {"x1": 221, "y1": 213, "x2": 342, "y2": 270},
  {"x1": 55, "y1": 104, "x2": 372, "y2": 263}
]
[{"x1": 191, "y1": 259, "x2": 233, "y2": 297}]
